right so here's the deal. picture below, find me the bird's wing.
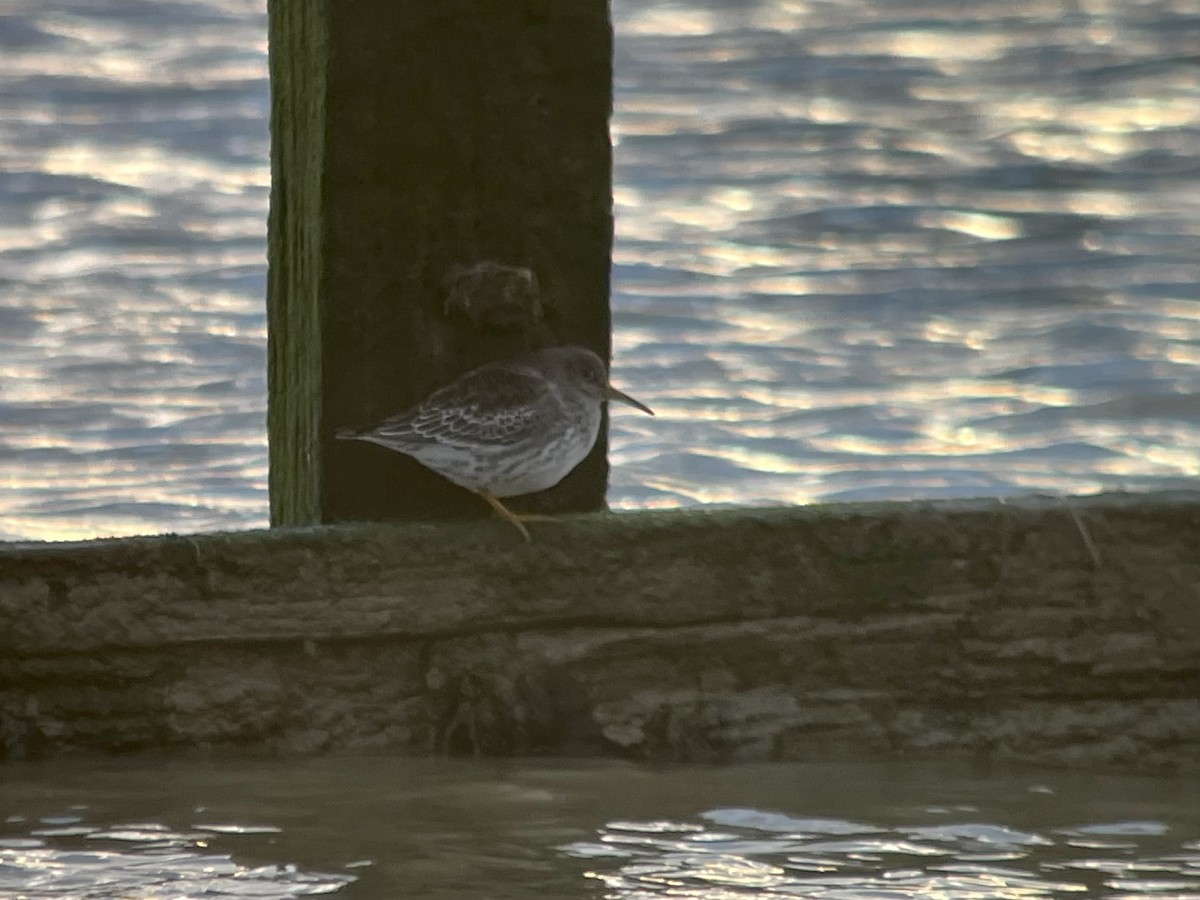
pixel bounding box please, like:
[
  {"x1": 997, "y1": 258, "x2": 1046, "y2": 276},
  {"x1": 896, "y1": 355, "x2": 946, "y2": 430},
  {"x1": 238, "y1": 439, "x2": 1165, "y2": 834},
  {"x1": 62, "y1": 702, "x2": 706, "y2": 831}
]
[{"x1": 363, "y1": 363, "x2": 553, "y2": 448}]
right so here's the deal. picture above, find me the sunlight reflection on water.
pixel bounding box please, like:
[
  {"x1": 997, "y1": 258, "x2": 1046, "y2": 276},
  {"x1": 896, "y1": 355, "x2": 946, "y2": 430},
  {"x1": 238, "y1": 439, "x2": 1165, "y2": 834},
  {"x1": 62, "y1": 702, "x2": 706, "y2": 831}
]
[
  {"x1": 1, "y1": 0, "x2": 1199, "y2": 539},
  {"x1": 2, "y1": 756, "x2": 1199, "y2": 899}
]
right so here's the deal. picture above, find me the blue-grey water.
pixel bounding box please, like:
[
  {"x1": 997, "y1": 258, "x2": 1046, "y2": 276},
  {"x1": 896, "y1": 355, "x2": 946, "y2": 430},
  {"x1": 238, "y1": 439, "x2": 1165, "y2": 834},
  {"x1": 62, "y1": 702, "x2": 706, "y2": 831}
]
[
  {"x1": 1, "y1": 0, "x2": 1199, "y2": 540},
  {"x1": 3, "y1": 756, "x2": 1199, "y2": 899}
]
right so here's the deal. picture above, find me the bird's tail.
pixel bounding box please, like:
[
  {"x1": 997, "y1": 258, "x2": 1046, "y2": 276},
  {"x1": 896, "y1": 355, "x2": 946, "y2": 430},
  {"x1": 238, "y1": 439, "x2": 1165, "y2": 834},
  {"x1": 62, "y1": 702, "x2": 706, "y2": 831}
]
[{"x1": 335, "y1": 424, "x2": 366, "y2": 441}]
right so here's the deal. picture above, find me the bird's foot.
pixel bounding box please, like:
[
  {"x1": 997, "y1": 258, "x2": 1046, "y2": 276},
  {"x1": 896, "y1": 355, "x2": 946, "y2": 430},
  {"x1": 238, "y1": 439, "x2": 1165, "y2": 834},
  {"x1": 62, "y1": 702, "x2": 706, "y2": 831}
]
[{"x1": 479, "y1": 492, "x2": 557, "y2": 542}]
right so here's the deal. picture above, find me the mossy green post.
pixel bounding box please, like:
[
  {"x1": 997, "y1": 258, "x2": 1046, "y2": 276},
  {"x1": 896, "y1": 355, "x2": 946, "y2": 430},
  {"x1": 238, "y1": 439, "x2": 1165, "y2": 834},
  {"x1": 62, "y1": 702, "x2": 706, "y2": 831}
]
[{"x1": 267, "y1": 0, "x2": 614, "y2": 527}]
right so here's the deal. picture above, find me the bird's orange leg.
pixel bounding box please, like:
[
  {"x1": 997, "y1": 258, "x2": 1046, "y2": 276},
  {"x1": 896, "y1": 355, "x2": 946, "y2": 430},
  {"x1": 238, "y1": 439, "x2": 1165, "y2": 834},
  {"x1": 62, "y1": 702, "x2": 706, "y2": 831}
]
[{"x1": 478, "y1": 492, "x2": 557, "y2": 542}]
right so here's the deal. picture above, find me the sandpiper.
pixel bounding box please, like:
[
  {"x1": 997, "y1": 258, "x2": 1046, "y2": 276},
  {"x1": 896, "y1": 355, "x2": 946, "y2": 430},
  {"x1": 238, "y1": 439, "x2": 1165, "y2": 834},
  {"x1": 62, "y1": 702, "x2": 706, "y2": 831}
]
[{"x1": 336, "y1": 346, "x2": 653, "y2": 540}]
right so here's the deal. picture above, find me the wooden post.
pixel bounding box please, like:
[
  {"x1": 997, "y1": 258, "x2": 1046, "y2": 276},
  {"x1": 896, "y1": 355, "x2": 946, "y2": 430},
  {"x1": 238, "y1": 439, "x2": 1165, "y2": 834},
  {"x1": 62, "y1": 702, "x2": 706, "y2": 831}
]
[{"x1": 267, "y1": 0, "x2": 614, "y2": 526}]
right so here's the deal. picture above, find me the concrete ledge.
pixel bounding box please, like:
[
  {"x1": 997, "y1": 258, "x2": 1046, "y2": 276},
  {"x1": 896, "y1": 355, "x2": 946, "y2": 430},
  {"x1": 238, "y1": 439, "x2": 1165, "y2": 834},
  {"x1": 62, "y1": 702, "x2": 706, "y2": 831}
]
[{"x1": 2, "y1": 492, "x2": 1198, "y2": 770}]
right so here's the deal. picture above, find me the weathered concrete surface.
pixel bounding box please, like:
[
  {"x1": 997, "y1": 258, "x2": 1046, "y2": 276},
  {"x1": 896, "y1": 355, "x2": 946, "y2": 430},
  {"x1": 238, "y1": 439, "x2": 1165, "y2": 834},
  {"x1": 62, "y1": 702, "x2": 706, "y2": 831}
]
[{"x1": 1, "y1": 493, "x2": 1197, "y2": 771}]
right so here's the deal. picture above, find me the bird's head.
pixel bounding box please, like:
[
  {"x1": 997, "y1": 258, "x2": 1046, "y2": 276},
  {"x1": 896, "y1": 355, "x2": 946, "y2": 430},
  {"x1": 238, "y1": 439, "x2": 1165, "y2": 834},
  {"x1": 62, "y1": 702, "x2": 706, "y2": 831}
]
[{"x1": 554, "y1": 347, "x2": 654, "y2": 415}]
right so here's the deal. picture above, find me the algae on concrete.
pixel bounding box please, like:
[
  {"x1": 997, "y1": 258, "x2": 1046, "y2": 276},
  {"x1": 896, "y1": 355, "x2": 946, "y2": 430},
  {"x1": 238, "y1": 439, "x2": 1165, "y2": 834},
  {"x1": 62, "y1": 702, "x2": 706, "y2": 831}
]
[{"x1": 1, "y1": 494, "x2": 1198, "y2": 771}]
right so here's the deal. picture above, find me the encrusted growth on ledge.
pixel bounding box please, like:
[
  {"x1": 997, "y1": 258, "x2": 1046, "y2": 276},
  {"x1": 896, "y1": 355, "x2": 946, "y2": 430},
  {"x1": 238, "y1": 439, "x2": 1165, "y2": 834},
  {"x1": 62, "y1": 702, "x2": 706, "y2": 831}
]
[{"x1": 1, "y1": 493, "x2": 1197, "y2": 771}]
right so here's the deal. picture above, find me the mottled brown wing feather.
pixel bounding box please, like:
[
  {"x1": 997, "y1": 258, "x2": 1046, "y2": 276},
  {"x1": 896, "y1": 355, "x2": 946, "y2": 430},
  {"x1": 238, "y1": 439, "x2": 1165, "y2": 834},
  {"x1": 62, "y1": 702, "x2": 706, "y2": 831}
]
[{"x1": 364, "y1": 362, "x2": 552, "y2": 448}]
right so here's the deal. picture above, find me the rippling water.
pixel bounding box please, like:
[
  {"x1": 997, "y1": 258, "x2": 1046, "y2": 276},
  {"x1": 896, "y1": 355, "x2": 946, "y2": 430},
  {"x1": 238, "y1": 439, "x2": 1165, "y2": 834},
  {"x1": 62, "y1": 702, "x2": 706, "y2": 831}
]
[
  {"x1": 1, "y1": 0, "x2": 1198, "y2": 540},
  {"x1": 3, "y1": 756, "x2": 1199, "y2": 899},
  {"x1": 575, "y1": 812, "x2": 1200, "y2": 898}
]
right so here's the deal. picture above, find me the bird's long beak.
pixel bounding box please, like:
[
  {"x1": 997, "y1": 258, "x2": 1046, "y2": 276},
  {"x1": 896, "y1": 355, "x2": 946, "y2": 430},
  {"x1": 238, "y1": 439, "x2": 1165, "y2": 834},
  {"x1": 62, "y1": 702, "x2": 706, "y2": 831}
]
[{"x1": 605, "y1": 384, "x2": 654, "y2": 416}]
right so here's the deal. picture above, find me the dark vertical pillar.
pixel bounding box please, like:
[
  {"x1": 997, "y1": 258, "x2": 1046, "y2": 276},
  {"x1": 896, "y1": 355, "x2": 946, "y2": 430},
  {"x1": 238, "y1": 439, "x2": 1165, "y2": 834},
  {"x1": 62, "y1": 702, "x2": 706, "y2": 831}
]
[
  {"x1": 267, "y1": 0, "x2": 615, "y2": 527},
  {"x1": 266, "y1": 0, "x2": 327, "y2": 527}
]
